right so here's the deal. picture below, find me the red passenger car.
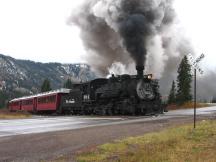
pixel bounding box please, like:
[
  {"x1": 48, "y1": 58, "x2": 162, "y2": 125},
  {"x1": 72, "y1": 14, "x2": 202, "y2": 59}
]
[
  {"x1": 8, "y1": 89, "x2": 71, "y2": 113},
  {"x1": 36, "y1": 93, "x2": 60, "y2": 111}
]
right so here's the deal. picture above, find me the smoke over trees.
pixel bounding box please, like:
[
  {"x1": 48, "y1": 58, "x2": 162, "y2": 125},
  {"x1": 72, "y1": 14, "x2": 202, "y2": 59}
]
[{"x1": 69, "y1": 0, "x2": 216, "y2": 100}]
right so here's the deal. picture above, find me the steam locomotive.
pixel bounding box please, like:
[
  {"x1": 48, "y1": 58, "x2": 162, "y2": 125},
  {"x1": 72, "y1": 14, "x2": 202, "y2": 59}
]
[{"x1": 8, "y1": 66, "x2": 164, "y2": 115}]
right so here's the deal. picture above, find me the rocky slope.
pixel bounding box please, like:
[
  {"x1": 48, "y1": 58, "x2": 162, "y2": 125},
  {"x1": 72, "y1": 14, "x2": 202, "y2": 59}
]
[{"x1": 0, "y1": 54, "x2": 96, "y2": 96}]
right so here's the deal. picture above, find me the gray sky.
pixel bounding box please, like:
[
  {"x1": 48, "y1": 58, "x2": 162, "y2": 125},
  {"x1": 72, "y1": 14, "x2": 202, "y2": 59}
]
[{"x1": 0, "y1": 0, "x2": 215, "y2": 70}]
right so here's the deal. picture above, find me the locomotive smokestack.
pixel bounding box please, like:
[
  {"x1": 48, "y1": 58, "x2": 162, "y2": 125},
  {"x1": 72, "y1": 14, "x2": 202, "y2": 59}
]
[{"x1": 136, "y1": 66, "x2": 144, "y2": 78}]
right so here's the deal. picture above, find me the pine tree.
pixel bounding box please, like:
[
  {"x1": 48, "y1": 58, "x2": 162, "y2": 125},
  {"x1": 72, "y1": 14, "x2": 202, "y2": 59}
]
[
  {"x1": 176, "y1": 56, "x2": 192, "y2": 104},
  {"x1": 41, "y1": 79, "x2": 52, "y2": 92},
  {"x1": 168, "y1": 80, "x2": 176, "y2": 104},
  {"x1": 0, "y1": 91, "x2": 8, "y2": 108},
  {"x1": 63, "y1": 79, "x2": 73, "y2": 89}
]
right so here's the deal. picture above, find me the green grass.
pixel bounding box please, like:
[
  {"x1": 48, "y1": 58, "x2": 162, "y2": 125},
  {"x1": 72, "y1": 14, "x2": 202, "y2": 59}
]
[{"x1": 76, "y1": 120, "x2": 216, "y2": 162}]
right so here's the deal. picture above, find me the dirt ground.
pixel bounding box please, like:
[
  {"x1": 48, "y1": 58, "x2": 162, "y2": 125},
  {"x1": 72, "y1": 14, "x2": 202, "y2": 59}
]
[
  {"x1": 0, "y1": 115, "x2": 215, "y2": 162},
  {"x1": 0, "y1": 109, "x2": 31, "y2": 119}
]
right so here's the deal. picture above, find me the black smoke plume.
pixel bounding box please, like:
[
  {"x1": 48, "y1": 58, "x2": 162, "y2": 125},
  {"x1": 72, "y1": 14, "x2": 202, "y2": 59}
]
[
  {"x1": 120, "y1": 14, "x2": 147, "y2": 67},
  {"x1": 118, "y1": 0, "x2": 175, "y2": 67},
  {"x1": 70, "y1": 0, "x2": 176, "y2": 75},
  {"x1": 69, "y1": 0, "x2": 216, "y2": 100}
]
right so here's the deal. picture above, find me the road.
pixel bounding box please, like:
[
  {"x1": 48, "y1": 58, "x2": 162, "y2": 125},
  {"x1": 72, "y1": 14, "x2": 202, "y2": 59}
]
[
  {"x1": 0, "y1": 106, "x2": 216, "y2": 162},
  {"x1": 0, "y1": 106, "x2": 216, "y2": 137}
]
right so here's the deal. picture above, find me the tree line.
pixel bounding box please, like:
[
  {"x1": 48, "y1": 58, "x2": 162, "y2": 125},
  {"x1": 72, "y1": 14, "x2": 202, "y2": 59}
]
[
  {"x1": 168, "y1": 56, "x2": 193, "y2": 105},
  {"x1": 166, "y1": 55, "x2": 216, "y2": 105}
]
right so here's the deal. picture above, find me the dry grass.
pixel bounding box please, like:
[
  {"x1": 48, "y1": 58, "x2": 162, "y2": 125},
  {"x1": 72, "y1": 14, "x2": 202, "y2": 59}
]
[
  {"x1": 0, "y1": 109, "x2": 32, "y2": 119},
  {"x1": 76, "y1": 120, "x2": 216, "y2": 162},
  {"x1": 167, "y1": 102, "x2": 213, "y2": 110}
]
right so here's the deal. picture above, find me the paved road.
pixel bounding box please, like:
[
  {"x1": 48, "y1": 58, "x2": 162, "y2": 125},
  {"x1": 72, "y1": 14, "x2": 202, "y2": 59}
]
[{"x1": 0, "y1": 106, "x2": 216, "y2": 137}]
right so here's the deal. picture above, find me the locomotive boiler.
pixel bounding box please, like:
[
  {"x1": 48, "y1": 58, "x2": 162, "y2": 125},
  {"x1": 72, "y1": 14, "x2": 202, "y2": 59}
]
[{"x1": 60, "y1": 65, "x2": 163, "y2": 115}]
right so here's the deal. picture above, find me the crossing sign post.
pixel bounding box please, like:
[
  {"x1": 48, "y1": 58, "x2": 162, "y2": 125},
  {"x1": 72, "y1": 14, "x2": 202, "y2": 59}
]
[{"x1": 187, "y1": 53, "x2": 205, "y2": 129}]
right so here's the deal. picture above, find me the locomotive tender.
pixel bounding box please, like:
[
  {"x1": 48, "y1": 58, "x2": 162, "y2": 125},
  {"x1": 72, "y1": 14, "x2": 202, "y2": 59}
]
[{"x1": 8, "y1": 66, "x2": 164, "y2": 115}]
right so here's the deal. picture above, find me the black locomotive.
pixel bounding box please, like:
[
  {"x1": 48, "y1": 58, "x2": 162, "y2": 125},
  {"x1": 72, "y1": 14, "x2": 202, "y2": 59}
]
[{"x1": 59, "y1": 66, "x2": 164, "y2": 115}]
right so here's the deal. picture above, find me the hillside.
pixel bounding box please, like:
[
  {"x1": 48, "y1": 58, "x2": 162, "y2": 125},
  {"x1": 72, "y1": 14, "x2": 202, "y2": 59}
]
[{"x1": 0, "y1": 54, "x2": 96, "y2": 107}]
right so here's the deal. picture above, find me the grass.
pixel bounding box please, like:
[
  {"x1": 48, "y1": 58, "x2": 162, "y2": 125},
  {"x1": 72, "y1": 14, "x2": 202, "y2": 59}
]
[
  {"x1": 0, "y1": 108, "x2": 32, "y2": 119},
  {"x1": 76, "y1": 120, "x2": 216, "y2": 162},
  {"x1": 167, "y1": 102, "x2": 213, "y2": 110}
]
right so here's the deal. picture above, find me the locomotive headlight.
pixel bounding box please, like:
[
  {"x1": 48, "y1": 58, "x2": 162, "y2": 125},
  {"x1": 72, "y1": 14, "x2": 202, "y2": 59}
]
[{"x1": 148, "y1": 74, "x2": 153, "y2": 79}]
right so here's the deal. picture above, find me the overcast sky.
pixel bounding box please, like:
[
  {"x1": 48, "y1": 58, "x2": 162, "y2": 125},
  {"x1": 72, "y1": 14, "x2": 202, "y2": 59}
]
[{"x1": 0, "y1": 0, "x2": 215, "y2": 70}]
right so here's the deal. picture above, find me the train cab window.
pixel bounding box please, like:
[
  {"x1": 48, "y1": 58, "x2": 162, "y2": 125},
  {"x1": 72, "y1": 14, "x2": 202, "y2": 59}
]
[{"x1": 83, "y1": 94, "x2": 90, "y2": 101}]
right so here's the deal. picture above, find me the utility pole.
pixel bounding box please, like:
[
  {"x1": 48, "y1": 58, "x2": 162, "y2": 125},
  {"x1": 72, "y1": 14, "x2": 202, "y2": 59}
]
[
  {"x1": 194, "y1": 69, "x2": 197, "y2": 129},
  {"x1": 187, "y1": 53, "x2": 204, "y2": 129}
]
